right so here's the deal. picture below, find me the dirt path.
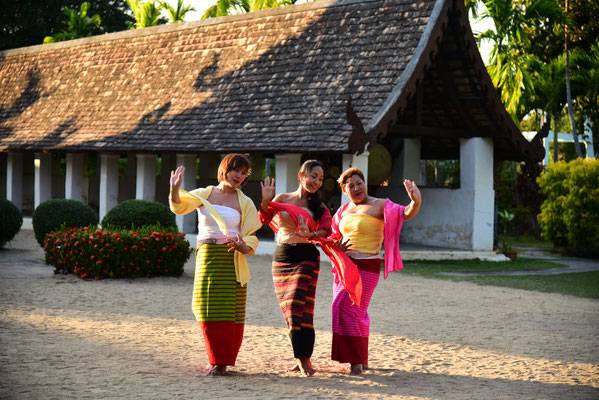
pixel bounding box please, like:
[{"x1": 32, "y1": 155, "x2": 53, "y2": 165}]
[{"x1": 1, "y1": 231, "x2": 598, "y2": 399}]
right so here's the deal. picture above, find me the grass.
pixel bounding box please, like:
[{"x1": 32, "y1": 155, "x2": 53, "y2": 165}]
[
  {"x1": 507, "y1": 235, "x2": 554, "y2": 249},
  {"x1": 403, "y1": 259, "x2": 599, "y2": 299}
]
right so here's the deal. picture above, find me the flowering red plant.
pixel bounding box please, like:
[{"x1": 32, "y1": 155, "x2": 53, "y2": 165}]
[{"x1": 44, "y1": 224, "x2": 191, "y2": 279}]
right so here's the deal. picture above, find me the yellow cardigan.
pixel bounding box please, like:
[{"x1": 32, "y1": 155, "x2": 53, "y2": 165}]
[{"x1": 169, "y1": 187, "x2": 261, "y2": 286}]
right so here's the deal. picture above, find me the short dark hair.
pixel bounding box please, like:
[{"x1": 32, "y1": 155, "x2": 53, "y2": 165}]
[
  {"x1": 338, "y1": 167, "x2": 364, "y2": 187},
  {"x1": 217, "y1": 153, "x2": 252, "y2": 185}
]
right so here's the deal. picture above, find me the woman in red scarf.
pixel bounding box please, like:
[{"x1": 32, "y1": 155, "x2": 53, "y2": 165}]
[{"x1": 259, "y1": 160, "x2": 331, "y2": 376}]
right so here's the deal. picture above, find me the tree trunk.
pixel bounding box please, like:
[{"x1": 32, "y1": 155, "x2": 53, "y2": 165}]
[
  {"x1": 553, "y1": 114, "x2": 559, "y2": 163},
  {"x1": 565, "y1": 0, "x2": 583, "y2": 158}
]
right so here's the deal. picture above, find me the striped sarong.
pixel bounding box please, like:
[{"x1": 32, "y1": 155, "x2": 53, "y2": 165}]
[
  {"x1": 193, "y1": 244, "x2": 247, "y2": 366},
  {"x1": 331, "y1": 257, "x2": 381, "y2": 364},
  {"x1": 272, "y1": 243, "x2": 320, "y2": 358}
]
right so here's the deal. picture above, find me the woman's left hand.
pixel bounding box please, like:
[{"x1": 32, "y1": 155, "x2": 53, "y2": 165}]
[
  {"x1": 404, "y1": 179, "x2": 421, "y2": 204},
  {"x1": 226, "y1": 234, "x2": 249, "y2": 254},
  {"x1": 297, "y1": 215, "x2": 312, "y2": 238}
]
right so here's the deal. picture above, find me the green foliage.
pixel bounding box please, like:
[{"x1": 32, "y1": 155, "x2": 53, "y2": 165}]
[
  {"x1": 537, "y1": 158, "x2": 599, "y2": 253},
  {"x1": 32, "y1": 199, "x2": 98, "y2": 247},
  {"x1": 44, "y1": 225, "x2": 191, "y2": 279},
  {"x1": 43, "y1": 2, "x2": 101, "y2": 44},
  {"x1": 0, "y1": 199, "x2": 23, "y2": 248},
  {"x1": 160, "y1": 0, "x2": 195, "y2": 23},
  {"x1": 202, "y1": 0, "x2": 304, "y2": 18},
  {"x1": 1, "y1": 0, "x2": 134, "y2": 51},
  {"x1": 126, "y1": 0, "x2": 165, "y2": 28},
  {"x1": 101, "y1": 199, "x2": 176, "y2": 229}
]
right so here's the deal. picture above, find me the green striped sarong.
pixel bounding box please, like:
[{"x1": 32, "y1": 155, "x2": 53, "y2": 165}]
[{"x1": 192, "y1": 243, "x2": 247, "y2": 365}]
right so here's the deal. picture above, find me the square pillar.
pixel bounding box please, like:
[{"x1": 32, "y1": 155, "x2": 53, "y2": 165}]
[
  {"x1": 402, "y1": 138, "x2": 421, "y2": 183},
  {"x1": 275, "y1": 154, "x2": 302, "y2": 195},
  {"x1": 65, "y1": 153, "x2": 85, "y2": 201},
  {"x1": 136, "y1": 154, "x2": 157, "y2": 201},
  {"x1": 99, "y1": 154, "x2": 119, "y2": 223},
  {"x1": 7, "y1": 153, "x2": 23, "y2": 210},
  {"x1": 460, "y1": 137, "x2": 494, "y2": 251},
  {"x1": 341, "y1": 151, "x2": 369, "y2": 205},
  {"x1": 175, "y1": 154, "x2": 198, "y2": 233},
  {"x1": 34, "y1": 153, "x2": 52, "y2": 209}
]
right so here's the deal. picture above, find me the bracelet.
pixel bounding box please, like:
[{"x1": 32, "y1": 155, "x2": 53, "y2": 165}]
[{"x1": 311, "y1": 231, "x2": 318, "y2": 238}]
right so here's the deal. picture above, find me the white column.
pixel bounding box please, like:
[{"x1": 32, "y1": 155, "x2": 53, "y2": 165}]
[
  {"x1": 34, "y1": 153, "x2": 52, "y2": 209},
  {"x1": 341, "y1": 151, "x2": 370, "y2": 204},
  {"x1": 136, "y1": 154, "x2": 157, "y2": 201},
  {"x1": 99, "y1": 154, "x2": 119, "y2": 223},
  {"x1": 176, "y1": 154, "x2": 197, "y2": 233},
  {"x1": 460, "y1": 137, "x2": 494, "y2": 251},
  {"x1": 275, "y1": 154, "x2": 302, "y2": 195},
  {"x1": 65, "y1": 153, "x2": 85, "y2": 201},
  {"x1": 6, "y1": 153, "x2": 23, "y2": 210},
  {"x1": 402, "y1": 138, "x2": 421, "y2": 183}
]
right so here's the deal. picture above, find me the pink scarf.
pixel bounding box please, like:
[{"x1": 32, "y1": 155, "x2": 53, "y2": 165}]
[
  {"x1": 331, "y1": 199, "x2": 405, "y2": 280},
  {"x1": 260, "y1": 202, "x2": 362, "y2": 307}
]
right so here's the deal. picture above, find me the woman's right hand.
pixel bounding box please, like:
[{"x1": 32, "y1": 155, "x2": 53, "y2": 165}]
[
  {"x1": 260, "y1": 176, "x2": 276, "y2": 202},
  {"x1": 335, "y1": 237, "x2": 352, "y2": 252},
  {"x1": 170, "y1": 166, "x2": 185, "y2": 191}
]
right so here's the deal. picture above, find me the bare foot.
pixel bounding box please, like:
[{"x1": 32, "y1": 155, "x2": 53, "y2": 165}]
[
  {"x1": 206, "y1": 364, "x2": 227, "y2": 376},
  {"x1": 350, "y1": 363, "x2": 363, "y2": 374},
  {"x1": 287, "y1": 358, "x2": 314, "y2": 376}
]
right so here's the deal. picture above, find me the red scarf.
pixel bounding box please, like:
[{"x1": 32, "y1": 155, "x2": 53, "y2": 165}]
[{"x1": 260, "y1": 202, "x2": 362, "y2": 307}]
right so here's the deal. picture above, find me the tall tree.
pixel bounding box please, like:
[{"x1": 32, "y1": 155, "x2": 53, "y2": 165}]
[
  {"x1": 475, "y1": 0, "x2": 563, "y2": 123},
  {"x1": 43, "y1": 2, "x2": 101, "y2": 44},
  {"x1": 0, "y1": 0, "x2": 134, "y2": 51},
  {"x1": 563, "y1": 0, "x2": 582, "y2": 158},
  {"x1": 160, "y1": 0, "x2": 195, "y2": 23}
]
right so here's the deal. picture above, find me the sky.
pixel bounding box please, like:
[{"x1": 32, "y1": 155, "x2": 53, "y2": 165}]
[{"x1": 182, "y1": 0, "x2": 493, "y2": 62}]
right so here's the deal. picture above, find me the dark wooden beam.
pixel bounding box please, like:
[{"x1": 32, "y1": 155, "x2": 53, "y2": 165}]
[{"x1": 389, "y1": 124, "x2": 478, "y2": 138}]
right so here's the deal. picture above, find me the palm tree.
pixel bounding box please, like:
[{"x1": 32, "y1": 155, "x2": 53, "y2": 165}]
[
  {"x1": 564, "y1": 0, "x2": 583, "y2": 158},
  {"x1": 475, "y1": 0, "x2": 563, "y2": 123},
  {"x1": 127, "y1": 0, "x2": 163, "y2": 28},
  {"x1": 161, "y1": 0, "x2": 195, "y2": 23},
  {"x1": 202, "y1": 0, "x2": 304, "y2": 19},
  {"x1": 43, "y1": 2, "x2": 101, "y2": 44}
]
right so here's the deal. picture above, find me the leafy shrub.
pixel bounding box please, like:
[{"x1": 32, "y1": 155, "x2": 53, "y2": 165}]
[
  {"x1": 0, "y1": 199, "x2": 23, "y2": 248},
  {"x1": 537, "y1": 158, "x2": 599, "y2": 254},
  {"x1": 32, "y1": 199, "x2": 98, "y2": 247},
  {"x1": 101, "y1": 199, "x2": 176, "y2": 229},
  {"x1": 44, "y1": 225, "x2": 191, "y2": 279}
]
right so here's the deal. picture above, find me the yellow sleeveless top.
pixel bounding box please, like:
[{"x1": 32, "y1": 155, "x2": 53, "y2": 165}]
[{"x1": 339, "y1": 213, "x2": 384, "y2": 254}]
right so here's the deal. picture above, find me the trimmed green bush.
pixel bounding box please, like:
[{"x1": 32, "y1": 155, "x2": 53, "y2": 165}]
[
  {"x1": 0, "y1": 199, "x2": 23, "y2": 248},
  {"x1": 44, "y1": 225, "x2": 191, "y2": 279},
  {"x1": 32, "y1": 199, "x2": 98, "y2": 247},
  {"x1": 101, "y1": 199, "x2": 176, "y2": 229},
  {"x1": 537, "y1": 158, "x2": 599, "y2": 255}
]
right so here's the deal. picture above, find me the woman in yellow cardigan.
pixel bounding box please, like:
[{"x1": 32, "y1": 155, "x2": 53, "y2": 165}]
[{"x1": 169, "y1": 153, "x2": 261, "y2": 376}]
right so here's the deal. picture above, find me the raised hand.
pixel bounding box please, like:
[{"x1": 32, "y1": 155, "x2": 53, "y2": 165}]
[
  {"x1": 170, "y1": 166, "x2": 185, "y2": 191},
  {"x1": 403, "y1": 179, "x2": 421, "y2": 203},
  {"x1": 260, "y1": 176, "x2": 276, "y2": 202}
]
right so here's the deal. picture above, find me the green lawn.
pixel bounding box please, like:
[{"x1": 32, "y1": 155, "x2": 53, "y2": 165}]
[{"x1": 403, "y1": 259, "x2": 599, "y2": 299}]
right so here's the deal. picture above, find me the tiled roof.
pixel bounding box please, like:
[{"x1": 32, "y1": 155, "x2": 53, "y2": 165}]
[{"x1": 0, "y1": 0, "x2": 545, "y2": 162}]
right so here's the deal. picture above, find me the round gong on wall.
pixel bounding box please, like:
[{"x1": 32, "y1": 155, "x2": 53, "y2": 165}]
[{"x1": 367, "y1": 144, "x2": 392, "y2": 185}]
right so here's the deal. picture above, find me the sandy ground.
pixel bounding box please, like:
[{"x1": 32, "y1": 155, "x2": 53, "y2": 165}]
[{"x1": 0, "y1": 231, "x2": 598, "y2": 399}]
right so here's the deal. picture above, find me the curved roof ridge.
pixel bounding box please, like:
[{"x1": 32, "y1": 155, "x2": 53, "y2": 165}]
[{"x1": 364, "y1": 0, "x2": 448, "y2": 137}]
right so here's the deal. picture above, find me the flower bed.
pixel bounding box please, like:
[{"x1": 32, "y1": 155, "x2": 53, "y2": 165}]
[{"x1": 44, "y1": 225, "x2": 191, "y2": 279}]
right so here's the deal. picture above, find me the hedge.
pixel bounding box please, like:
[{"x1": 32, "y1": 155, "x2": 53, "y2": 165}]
[
  {"x1": 44, "y1": 225, "x2": 191, "y2": 279},
  {"x1": 0, "y1": 199, "x2": 23, "y2": 248},
  {"x1": 32, "y1": 198, "x2": 98, "y2": 246},
  {"x1": 101, "y1": 199, "x2": 176, "y2": 229},
  {"x1": 537, "y1": 158, "x2": 599, "y2": 255}
]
